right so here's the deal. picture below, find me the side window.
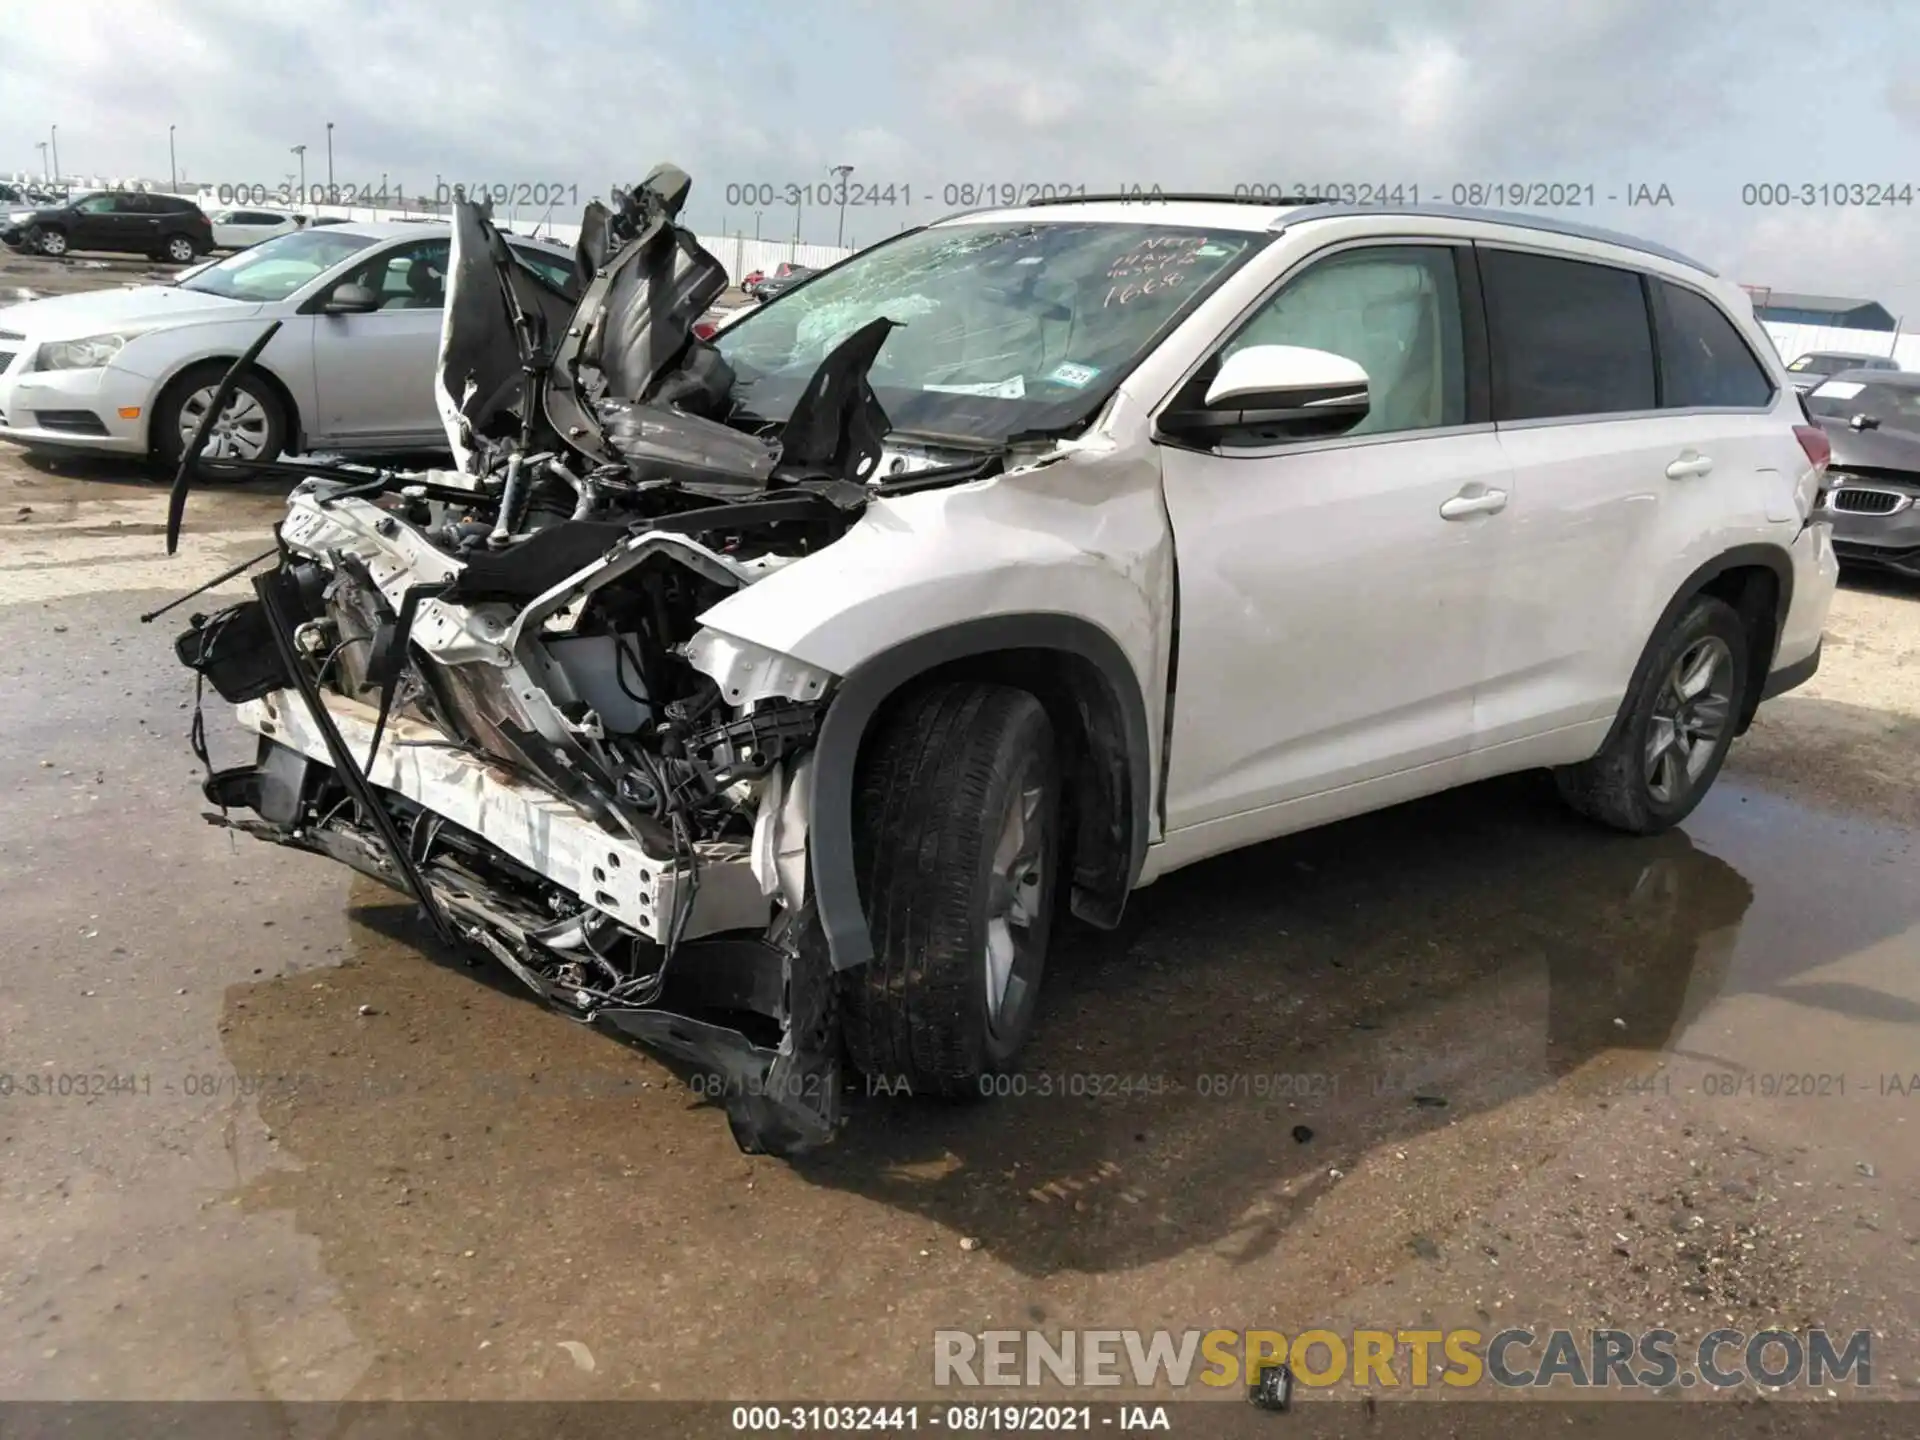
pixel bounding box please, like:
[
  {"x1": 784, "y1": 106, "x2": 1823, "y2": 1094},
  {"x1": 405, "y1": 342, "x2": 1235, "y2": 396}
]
[
  {"x1": 343, "y1": 239, "x2": 450, "y2": 310},
  {"x1": 1480, "y1": 248, "x2": 1656, "y2": 420},
  {"x1": 510, "y1": 248, "x2": 576, "y2": 294},
  {"x1": 1654, "y1": 281, "x2": 1773, "y2": 409},
  {"x1": 114, "y1": 194, "x2": 154, "y2": 214},
  {"x1": 1219, "y1": 246, "x2": 1467, "y2": 438},
  {"x1": 76, "y1": 195, "x2": 118, "y2": 214}
]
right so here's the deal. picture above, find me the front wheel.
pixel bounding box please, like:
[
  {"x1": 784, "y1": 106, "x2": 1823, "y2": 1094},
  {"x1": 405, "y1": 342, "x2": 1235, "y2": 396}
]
[
  {"x1": 1555, "y1": 594, "x2": 1749, "y2": 834},
  {"x1": 33, "y1": 226, "x2": 68, "y2": 257},
  {"x1": 153, "y1": 362, "x2": 289, "y2": 471},
  {"x1": 841, "y1": 683, "x2": 1060, "y2": 1096}
]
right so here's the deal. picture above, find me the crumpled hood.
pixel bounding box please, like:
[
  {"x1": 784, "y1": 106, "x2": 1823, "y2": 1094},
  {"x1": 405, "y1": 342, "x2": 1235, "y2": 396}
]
[{"x1": 0, "y1": 284, "x2": 256, "y2": 340}]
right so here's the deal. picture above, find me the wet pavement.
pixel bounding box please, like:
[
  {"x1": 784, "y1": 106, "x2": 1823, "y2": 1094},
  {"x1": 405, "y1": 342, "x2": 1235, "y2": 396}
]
[{"x1": 2, "y1": 380, "x2": 1919, "y2": 1412}]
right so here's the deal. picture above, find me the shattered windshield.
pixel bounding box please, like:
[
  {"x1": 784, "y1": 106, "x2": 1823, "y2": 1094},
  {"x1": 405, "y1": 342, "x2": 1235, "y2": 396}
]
[
  {"x1": 177, "y1": 228, "x2": 376, "y2": 302},
  {"x1": 716, "y1": 220, "x2": 1266, "y2": 443}
]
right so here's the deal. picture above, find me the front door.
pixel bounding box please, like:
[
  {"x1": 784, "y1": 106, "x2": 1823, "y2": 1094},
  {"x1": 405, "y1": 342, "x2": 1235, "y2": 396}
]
[
  {"x1": 66, "y1": 194, "x2": 119, "y2": 249},
  {"x1": 309, "y1": 237, "x2": 450, "y2": 445},
  {"x1": 1156, "y1": 243, "x2": 1507, "y2": 833}
]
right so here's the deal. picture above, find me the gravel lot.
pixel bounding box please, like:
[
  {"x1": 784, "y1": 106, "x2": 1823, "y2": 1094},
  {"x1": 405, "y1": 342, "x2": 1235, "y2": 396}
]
[{"x1": 2, "y1": 251, "x2": 1917, "y2": 1420}]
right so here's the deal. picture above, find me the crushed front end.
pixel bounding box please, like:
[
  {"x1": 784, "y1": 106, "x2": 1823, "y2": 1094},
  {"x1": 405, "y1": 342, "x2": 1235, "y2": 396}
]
[{"x1": 165, "y1": 164, "x2": 995, "y2": 1154}]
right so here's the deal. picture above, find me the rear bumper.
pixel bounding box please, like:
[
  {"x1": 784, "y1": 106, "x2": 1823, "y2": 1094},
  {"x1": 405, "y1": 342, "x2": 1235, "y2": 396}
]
[{"x1": 1761, "y1": 638, "x2": 1819, "y2": 701}]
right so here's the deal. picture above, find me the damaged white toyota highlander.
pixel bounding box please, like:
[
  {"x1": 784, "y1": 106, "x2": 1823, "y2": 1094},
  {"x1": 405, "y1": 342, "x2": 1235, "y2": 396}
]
[{"x1": 165, "y1": 166, "x2": 1837, "y2": 1153}]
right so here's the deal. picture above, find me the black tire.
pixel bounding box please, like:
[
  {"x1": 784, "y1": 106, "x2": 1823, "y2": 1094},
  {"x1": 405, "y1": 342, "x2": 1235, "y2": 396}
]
[
  {"x1": 32, "y1": 225, "x2": 67, "y2": 257},
  {"x1": 841, "y1": 683, "x2": 1060, "y2": 1096},
  {"x1": 152, "y1": 361, "x2": 289, "y2": 471},
  {"x1": 1555, "y1": 595, "x2": 1750, "y2": 834},
  {"x1": 160, "y1": 233, "x2": 199, "y2": 264}
]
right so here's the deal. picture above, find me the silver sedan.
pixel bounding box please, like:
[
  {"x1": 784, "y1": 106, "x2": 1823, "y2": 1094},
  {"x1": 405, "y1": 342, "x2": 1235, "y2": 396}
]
[{"x1": 0, "y1": 220, "x2": 578, "y2": 462}]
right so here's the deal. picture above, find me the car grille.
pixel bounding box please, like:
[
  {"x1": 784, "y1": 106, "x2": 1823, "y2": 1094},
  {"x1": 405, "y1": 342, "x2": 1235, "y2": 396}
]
[
  {"x1": 1829, "y1": 486, "x2": 1912, "y2": 515},
  {"x1": 0, "y1": 350, "x2": 15, "y2": 373}
]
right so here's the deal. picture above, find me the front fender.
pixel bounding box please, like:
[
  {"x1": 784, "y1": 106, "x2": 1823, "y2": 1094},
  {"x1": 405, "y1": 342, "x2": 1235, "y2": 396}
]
[
  {"x1": 115, "y1": 313, "x2": 308, "y2": 446},
  {"x1": 696, "y1": 447, "x2": 1173, "y2": 970}
]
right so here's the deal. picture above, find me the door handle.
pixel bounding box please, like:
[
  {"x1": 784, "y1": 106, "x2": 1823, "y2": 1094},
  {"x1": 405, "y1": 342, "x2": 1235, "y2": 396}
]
[
  {"x1": 1666, "y1": 453, "x2": 1713, "y2": 480},
  {"x1": 1439, "y1": 487, "x2": 1508, "y2": 520}
]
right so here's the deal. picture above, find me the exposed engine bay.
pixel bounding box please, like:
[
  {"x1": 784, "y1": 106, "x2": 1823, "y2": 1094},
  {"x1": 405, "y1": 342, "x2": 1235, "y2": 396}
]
[{"x1": 162, "y1": 164, "x2": 1005, "y2": 1154}]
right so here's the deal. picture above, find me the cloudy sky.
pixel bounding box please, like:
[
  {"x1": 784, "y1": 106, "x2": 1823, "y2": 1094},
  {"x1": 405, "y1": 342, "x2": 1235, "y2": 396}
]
[{"x1": 6, "y1": 0, "x2": 1920, "y2": 310}]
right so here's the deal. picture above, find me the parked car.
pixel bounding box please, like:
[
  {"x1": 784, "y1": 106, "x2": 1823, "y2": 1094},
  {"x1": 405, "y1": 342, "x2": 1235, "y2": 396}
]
[
  {"x1": 0, "y1": 220, "x2": 580, "y2": 461},
  {"x1": 740, "y1": 268, "x2": 767, "y2": 294},
  {"x1": 207, "y1": 207, "x2": 302, "y2": 250},
  {"x1": 2, "y1": 190, "x2": 215, "y2": 263},
  {"x1": 1804, "y1": 369, "x2": 1920, "y2": 576},
  {"x1": 173, "y1": 173, "x2": 1836, "y2": 1154},
  {"x1": 751, "y1": 262, "x2": 816, "y2": 301},
  {"x1": 1785, "y1": 349, "x2": 1898, "y2": 392}
]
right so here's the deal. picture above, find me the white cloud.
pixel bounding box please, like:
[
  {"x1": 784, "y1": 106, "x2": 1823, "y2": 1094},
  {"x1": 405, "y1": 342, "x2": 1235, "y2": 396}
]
[{"x1": 3, "y1": 0, "x2": 1917, "y2": 302}]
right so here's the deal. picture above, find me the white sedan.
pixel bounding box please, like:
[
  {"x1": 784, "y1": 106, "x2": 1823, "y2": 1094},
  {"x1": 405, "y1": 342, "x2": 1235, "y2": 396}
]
[
  {"x1": 207, "y1": 207, "x2": 302, "y2": 250},
  {"x1": 0, "y1": 220, "x2": 578, "y2": 462}
]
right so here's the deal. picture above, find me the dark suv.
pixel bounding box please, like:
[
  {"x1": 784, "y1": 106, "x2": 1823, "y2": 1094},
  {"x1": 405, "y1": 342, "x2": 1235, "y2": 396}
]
[{"x1": 1, "y1": 191, "x2": 214, "y2": 264}]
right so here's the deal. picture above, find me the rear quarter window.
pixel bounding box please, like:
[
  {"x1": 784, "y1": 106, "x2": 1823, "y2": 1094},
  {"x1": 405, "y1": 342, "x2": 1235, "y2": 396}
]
[
  {"x1": 1653, "y1": 281, "x2": 1773, "y2": 408},
  {"x1": 1479, "y1": 247, "x2": 1657, "y2": 421}
]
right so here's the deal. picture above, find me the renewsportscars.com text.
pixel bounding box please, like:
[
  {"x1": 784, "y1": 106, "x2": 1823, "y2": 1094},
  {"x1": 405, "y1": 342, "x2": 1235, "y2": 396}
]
[{"x1": 933, "y1": 1327, "x2": 1873, "y2": 1390}]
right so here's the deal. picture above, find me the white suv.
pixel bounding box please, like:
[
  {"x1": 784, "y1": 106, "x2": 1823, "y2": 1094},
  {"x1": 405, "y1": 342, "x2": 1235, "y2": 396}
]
[{"x1": 171, "y1": 175, "x2": 1836, "y2": 1154}]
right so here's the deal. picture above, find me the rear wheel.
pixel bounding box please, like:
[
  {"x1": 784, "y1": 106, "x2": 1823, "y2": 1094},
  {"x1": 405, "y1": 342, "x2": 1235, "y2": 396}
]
[
  {"x1": 1555, "y1": 595, "x2": 1749, "y2": 834},
  {"x1": 841, "y1": 683, "x2": 1060, "y2": 1096},
  {"x1": 161, "y1": 233, "x2": 199, "y2": 264}
]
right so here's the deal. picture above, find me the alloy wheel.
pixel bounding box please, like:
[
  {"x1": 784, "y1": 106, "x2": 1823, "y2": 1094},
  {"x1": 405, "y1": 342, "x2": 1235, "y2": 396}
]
[
  {"x1": 178, "y1": 385, "x2": 271, "y2": 461},
  {"x1": 982, "y1": 769, "x2": 1048, "y2": 1037},
  {"x1": 1645, "y1": 635, "x2": 1734, "y2": 805}
]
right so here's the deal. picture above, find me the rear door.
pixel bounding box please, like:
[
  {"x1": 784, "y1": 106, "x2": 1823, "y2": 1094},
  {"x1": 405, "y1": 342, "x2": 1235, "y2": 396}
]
[
  {"x1": 1472, "y1": 248, "x2": 1777, "y2": 752},
  {"x1": 112, "y1": 193, "x2": 161, "y2": 252},
  {"x1": 308, "y1": 237, "x2": 450, "y2": 444}
]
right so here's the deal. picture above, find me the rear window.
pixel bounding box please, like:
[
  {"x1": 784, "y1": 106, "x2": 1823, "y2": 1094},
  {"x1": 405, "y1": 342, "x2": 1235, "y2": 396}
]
[
  {"x1": 1480, "y1": 248, "x2": 1656, "y2": 420},
  {"x1": 1654, "y1": 281, "x2": 1773, "y2": 408}
]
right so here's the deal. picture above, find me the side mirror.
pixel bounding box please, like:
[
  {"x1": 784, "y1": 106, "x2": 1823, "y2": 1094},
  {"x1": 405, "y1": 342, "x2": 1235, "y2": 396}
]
[
  {"x1": 321, "y1": 282, "x2": 380, "y2": 315},
  {"x1": 1849, "y1": 412, "x2": 1880, "y2": 431},
  {"x1": 1161, "y1": 344, "x2": 1371, "y2": 444}
]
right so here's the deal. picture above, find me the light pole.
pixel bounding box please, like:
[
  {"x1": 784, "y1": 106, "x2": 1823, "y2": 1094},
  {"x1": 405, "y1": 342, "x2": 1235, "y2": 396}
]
[
  {"x1": 168, "y1": 124, "x2": 177, "y2": 191},
  {"x1": 291, "y1": 144, "x2": 307, "y2": 201},
  {"x1": 325, "y1": 122, "x2": 334, "y2": 191},
  {"x1": 35, "y1": 141, "x2": 48, "y2": 180},
  {"x1": 753, "y1": 208, "x2": 763, "y2": 240},
  {"x1": 49, "y1": 126, "x2": 59, "y2": 183},
  {"x1": 830, "y1": 163, "x2": 853, "y2": 248}
]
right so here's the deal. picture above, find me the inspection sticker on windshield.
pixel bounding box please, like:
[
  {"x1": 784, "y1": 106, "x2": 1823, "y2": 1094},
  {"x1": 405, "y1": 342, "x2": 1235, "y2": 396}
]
[
  {"x1": 1812, "y1": 380, "x2": 1864, "y2": 399},
  {"x1": 1047, "y1": 362, "x2": 1100, "y2": 388},
  {"x1": 925, "y1": 376, "x2": 1027, "y2": 399}
]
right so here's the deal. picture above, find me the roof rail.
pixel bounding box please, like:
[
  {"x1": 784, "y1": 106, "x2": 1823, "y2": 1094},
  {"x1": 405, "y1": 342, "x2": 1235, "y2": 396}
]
[
  {"x1": 925, "y1": 190, "x2": 1344, "y2": 227},
  {"x1": 1272, "y1": 202, "x2": 1716, "y2": 275}
]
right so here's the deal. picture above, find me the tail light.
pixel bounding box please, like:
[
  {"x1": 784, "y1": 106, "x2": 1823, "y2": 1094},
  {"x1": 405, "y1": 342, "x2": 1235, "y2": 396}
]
[
  {"x1": 1795, "y1": 424, "x2": 1834, "y2": 515},
  {"x1": 1794, "y1": 424, "x2": 1831, "y2": 474},
  {"x1": 692, "y1": 320, "x2": 718, "y2": 341}
]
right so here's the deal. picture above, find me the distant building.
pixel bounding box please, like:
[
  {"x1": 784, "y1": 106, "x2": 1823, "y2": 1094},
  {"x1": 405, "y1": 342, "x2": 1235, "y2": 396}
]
[{"x1": 1742, "y1": 288, "x2": 1898, "y2": 333}]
